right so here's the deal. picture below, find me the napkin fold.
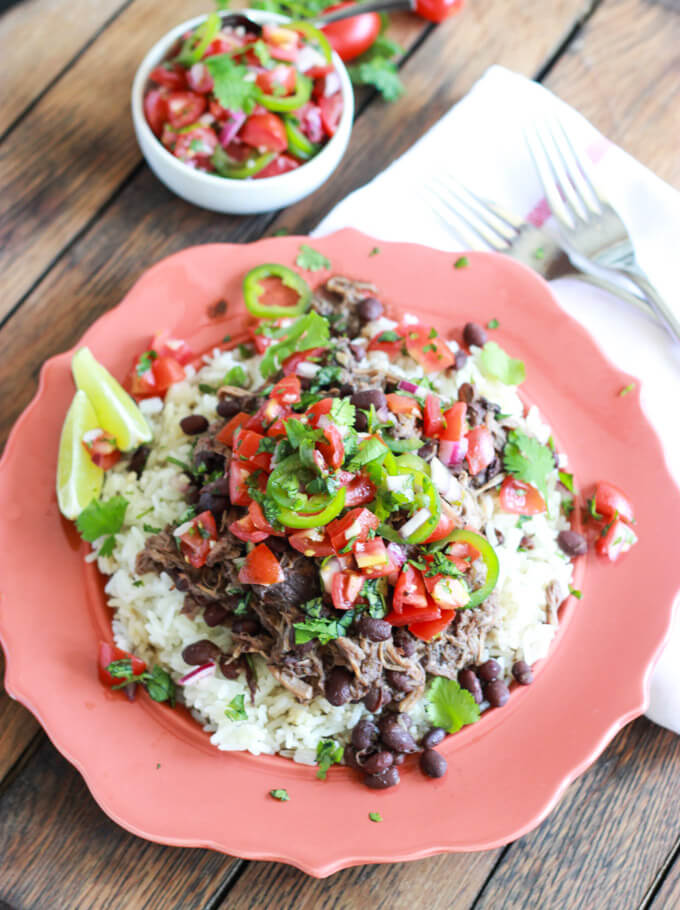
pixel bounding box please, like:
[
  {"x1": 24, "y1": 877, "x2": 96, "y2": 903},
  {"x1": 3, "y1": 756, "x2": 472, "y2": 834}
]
[{"x1": 313, "y1": 66, "x2": 680, "y2": 733}]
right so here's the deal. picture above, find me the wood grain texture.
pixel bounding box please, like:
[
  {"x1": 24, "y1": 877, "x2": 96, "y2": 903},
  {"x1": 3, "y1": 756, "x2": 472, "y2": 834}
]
[
  {"x1": 0, "y1": 0, "x2": 129, "y2": 135},
  {"x1": 0, "y1": 648, "x2": 40, "y2": 784},
  {"x1": 545, "y1": 0, "x2": 680, "y2": 187},
  {"x1": 650, "y1": 841, "x2": 680, "y2": 908},
  {"x1": 473, "y1": 718, "x2": 680, "y2": 910},
  {"x1": 221, "y1": 849, "x2": 501, "y2": 909},
  {"x1": 0, "y1": 736, "x2": 241, "y2": 910}
]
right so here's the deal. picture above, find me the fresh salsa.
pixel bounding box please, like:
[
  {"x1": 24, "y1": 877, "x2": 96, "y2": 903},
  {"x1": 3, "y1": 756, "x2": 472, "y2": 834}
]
[{"x1": 144, "y1": 13, "x2": 344, "y2": 179}]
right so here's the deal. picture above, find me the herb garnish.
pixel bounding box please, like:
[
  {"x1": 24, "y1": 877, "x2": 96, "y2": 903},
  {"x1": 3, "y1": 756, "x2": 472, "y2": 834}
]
[
  {"x1": 487, "y1": 318, "x2": 499, "y2": 329},
  {"x1": 295, "y1": 244, "x2": 331, "y2": 272},
  {"x1": 136, "y1": 349, "x2": 157, "y2": 375},
  {"x1": 558, "y1": 471, "x2": 575, "y2": 493},
  {"x1": 369, "y1": 812, "x2": 383, "y2": 823},
  {"x1": 106, "y1": 659, "x2": 176, "y2": 705},
  {"x1": 426, "y1": 676, "x2": 480, "y2": 733},
  {"x1": 619, "y1": 383, "x2": 635, "y2": 397},
  {"x1": 478, "y1": 342, "x2": 526, "y2": 385},
  {"x1": 76, "y1": 495, "x2": 128, "y2": 557},
  {"x1": 503, "y1": 430, "x2": 554, "y2": 500},
  {"x1": 269, "y1": 789, "x2": 290, "y2": 801},
  {"x1": 454, "y1": 256, "x2": 469, "y2": 269},
  {"x1": 204, "y1": 54, "x2": 260, "y2": 114},
  {"x1": 316, "y1": 738, "x2": 344, "y2": 780},
  {"x1": 224, "y1": 693, "x2": 247, "y2": 721},
  {"x1": 369, "y1": 247, "x2": 380, "y2": 257}
]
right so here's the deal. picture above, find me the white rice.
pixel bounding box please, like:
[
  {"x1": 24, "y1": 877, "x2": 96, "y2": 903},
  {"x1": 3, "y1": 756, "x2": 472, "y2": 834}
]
[{"x1": 94, "y1": 327, "x2": 573, "y2": 763}]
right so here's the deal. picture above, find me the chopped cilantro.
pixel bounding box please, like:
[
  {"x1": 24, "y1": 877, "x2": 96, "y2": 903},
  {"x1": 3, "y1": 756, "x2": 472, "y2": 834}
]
[
  {"x1": 562, "y1": 498, "x2": 575, "y2": 518},
  {"x1": 251, "y1": 39, "x2": 273, "y2": 68},
  {"x1": 487, "y1": 318, "x2": 499, "y2": 329},
  {"x1": 205, "y1": 54, "x2": 260, "y2": 114},
  {"x1": 424, "y1": 551, "x2": 464, "y2": 578},
  {"x1": 198, "y1": 383, "x2": 217, "y2": 394},
  {"x1": 478, "y1": 342, "x2": 526, "y2": 385},
  {"x1": 106, "y1": 660, "x2": 175, "y2": 706},
  {"x1": 428, "y1": 327, "x2": 438, "y2": 339},
  {"x1": 503, "y1": 430, "x2": 554, "y2": 500},
  {"x1": 224, "y1": 693, "x2": 247, "y2": 721},
  {"x1": 166, "y1": 456, "x2": 192, "y2": 473},
  {"x1": 570, "y1": 588, "x2": 583, "y2": 599},
  {"x1": 256, "y1": 437, "x2": 277, "y2": 454},
  {"x1": 260, "y1": 312, "x2": 330, "y2": 378},
  {"x1": 369, "y1": 812, "x2": 383, "y2": 823},
  {"x1": 588, "y1": 496, "x2": 603, "y2": 520},
  {"x1": 363, "y1": 578, "x2": 387, "y2": 618},
  {"x1": 76, "y1": 495, "x2": 128, "y2": 557},
  {"x1": 238, "y1": 343, "x2": 255, "y2": 360},
  {"x1": 273, "y1": 228, "x2": 290, "y2": 236},
  {"x1": 426, "y1": 676, "x2": 480, "y2": 733},
  {"x1": 143, "y1": 523, "x2": 161, "y2": 534},
  {"x1": 222, "y1": 334, "x2": 232, "y2": 343},
  {"x1": 296, "y1": 244, "x2": 331, "y2": 272},
  {"x1": 558, "y1": 471, "x2": 575, "y2": 492},
  {"x1": 316, "y1": 738, "x2": 344, "y2": 780},
  {"x1": 293, "y1": 610, "x2": 354, "y2": 645},
  {"x1": 369, "y1": 247, "x2": 380, "y2": 257},
  {"x1": 345, "y1": 436, "x2": 389, "y2": 471},
  {"x1": 454, "y1": 256, "x2": 469, "y2": 269},
  {"x1": 533, "y1": 247, "x2": 545, "y2": 260},
  {"x1": 224, "y1": 365, "x2": 249, "y2": 388},
  {"x1": 376, "y1": 330, "x2": 401, "y2": 343},
  {"x1": 136, "y1": 349, "x2": 157, "y2": 375},
  {"x1": 329, "y1": 397, "x2": 355, "y2": 427},
  {"x1": 132, "y1": 580, "x2": 143, "y2": 588},
  {"x1": 619, "y1": 383, "x2": 635, "y2": 397},
  {"x1": 347, "y1": 57, "x2": 404, "y2": 102},
  {"x1": 269, "y1": 789, "x2": 290, "y2": 801}
]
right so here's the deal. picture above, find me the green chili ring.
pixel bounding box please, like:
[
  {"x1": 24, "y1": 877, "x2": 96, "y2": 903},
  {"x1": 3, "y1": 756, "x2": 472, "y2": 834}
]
[
  {"x1": 288, "y1": 21, "x2": 333, "y2": 63},
  {"x1": 243, "y1": 264, "x2": 312, "y2": 319},
  {"x1": 255, "y1": 71, "x2": 313, "y2": 112},
  {"x1": 403, "y1": 471, "x2": 441, "y2": 544},
  {"x1": 283, "y1": 116, "x2": 319, "y2": 160},
  {"x1": 431, "y1": 528, "x2": 500, "y2": 607},
  {"x1": 212, "y1": 150, "x2": 277, "y2": 180},
  {"x1": 277, "y1": 487, "x2": 346, "y2": 528},
  {"x1": 267, "y1": 454, "x2": 332, "y2": 513}
]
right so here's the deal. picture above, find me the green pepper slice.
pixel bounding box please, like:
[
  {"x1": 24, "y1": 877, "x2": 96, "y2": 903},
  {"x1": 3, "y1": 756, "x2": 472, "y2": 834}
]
[
  {"x1": 267, "y1": 454, "x2": 332, "y2": 513},
  {"x1": 288, "y1": 21, "x2": 333, "y2": 63},
  {"x1": 175, "y1": 12, "x2": 221, "y2": 67},
  {"x1": 243, "y1": 264, "x2": 312, "y2": 319},
  {"x1": 395, "y1": 453, "x2": 430, "y2": 475},
  {"x1": 211, "y1": 147, "x2": 277, "y2": 180},
  {"x1": 403, "y1": 471, "x2": 441, "y2": 543},
  {"x1": 430, "y1": 528, "x2": 500, "y2": 607},
  {"x1": 255, "y1": 71, "x2": 313, "y2": 112},
  {"x1": 283, "y1": 116, "x2": 319, "y2": 160},
  {"x1": 277, "y1": 487, "x2": 346, "y2": 529}
]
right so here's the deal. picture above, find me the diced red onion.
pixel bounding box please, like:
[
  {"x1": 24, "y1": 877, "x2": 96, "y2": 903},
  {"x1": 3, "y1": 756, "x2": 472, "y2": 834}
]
[
  {"x1": 296, "y1": 45, "x2": 326, "y2": 72},
  {"x1": 178, "y1": 662, "x2": 215, "y2": 686},
  {"x1": 438, "y1": 438, "x2": 468, "y2": 467},
  {"x1": 386, "y1": 542, "x2": 407, "y2": 569},
  {"x1": 397, "y1": 379, "x2": 430, "y2": 398},
  {"x1": 399, "y1": 508, "x2": 430, "y2": 539},
  {"x1": 219, "y1": 111, "x2": 246, "y2": 148},
  {"x1": 320, "y1": 71, "x2": 341, "y2": 97},
  {"x1": 296, "y1": 361, "x2": 320, "y2": 378}
]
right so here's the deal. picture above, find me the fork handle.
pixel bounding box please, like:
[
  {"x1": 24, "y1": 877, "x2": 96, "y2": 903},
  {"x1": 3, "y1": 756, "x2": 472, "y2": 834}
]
[{"x1": 623, "y1": 270, "x2": 680, "y2": 344}]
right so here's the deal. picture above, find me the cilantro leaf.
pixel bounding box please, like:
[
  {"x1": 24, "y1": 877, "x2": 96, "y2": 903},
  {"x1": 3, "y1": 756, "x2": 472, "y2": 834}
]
[
  {"x1": 369, "y1": 247, "x2": 380, "y2": 257},
  {"x1": 363, "y1": 578, "x2": 387, "y2": 618},
  {"x1": 376, "y1": 330, "x2": 401, "y2": 343},
  {"x1": 144, "y1": 666, "x2": 176, "y2": 705},
  {"x1": 487, "y1": 318, "x2": 499, "y2": 329},
  {"x1": 454, "y1": 256, "x2": 469, "y2": 269},
  {"x1": 205, "y1": 54, "x2": 260, "y2": 114},
  {"x1": 316, "y1": 738, "x2": 344, "y2": 780},
  {"x1": 224, "y1": 693, "x2": 247, "y2": 721},
  {"x1": 503, "y1": 430, "x2": 555, "y2": 501},
  {"x1": 295, "y1": 244, "x2": 331, "y2": 272},
  {"x1": 619, "y1": 382, "x2": 635, "y2": 397},
  {"x1": 224, "y1": 365, "x2": 249, "y2": 388},
  {"x1": 369, "y1": 811, "x2": 383, "y2": 822},
  {"x1": 478, "y1": 342, "x2": 526, "y2": 385},
  {"x1": 270, "y1": 788, "x2": 290, "y2": 801},
  {"x1": 345, "y1": 437, "x2": 389, "y2": 471},
  {"x1": 260, "y1": 312, "x2": 330, "y2": 378},
  {"x1": 347, "y1": 58, "x2": 404, "y2": 102},
  {"x1": 426, "y1": 676, "x2": 480, "y2": 733},
  {"x1": 558, "y1": 470, "x2": 575, "y2": 493},
  {"x1": 329, "y1": 397, "x2": 355, "y2": 427},
  {"x1": 136, "y1": 349, "x2": 157, "y2": 375},
  {"x1": 293, "y1": 610, "x2": 354, "y2": 645},
  {"x1": 252, "y1": 39, "x2": 274, "y2": 68},
  {"x1": 76, "y1": 495, "x2": 128, "y2": 542}
]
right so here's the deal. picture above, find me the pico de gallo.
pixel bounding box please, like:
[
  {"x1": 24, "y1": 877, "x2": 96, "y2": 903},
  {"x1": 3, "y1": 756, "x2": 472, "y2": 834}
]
[{"x1": 144, "y1": 13, "x2": 344, "y2": 179}]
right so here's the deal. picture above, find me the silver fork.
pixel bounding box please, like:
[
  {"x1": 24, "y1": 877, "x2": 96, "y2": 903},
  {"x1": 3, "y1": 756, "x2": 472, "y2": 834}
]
[
  {"x1": 526, "y1": 115, "x2": 679, "y2": 342},
  {"x1": 427, "y1": 175, "x2": 651, "y2": 316}
]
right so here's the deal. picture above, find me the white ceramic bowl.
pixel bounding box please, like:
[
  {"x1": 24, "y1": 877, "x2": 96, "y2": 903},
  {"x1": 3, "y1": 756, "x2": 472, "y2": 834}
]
[{"x1": 131, "y1": 11, "x2": 354, "y2": 214}]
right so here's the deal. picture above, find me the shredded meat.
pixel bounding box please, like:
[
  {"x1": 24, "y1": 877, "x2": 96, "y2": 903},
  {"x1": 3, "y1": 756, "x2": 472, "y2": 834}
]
[{"x1": 424, "y1": 595, "x2": 500, "y2": 678}]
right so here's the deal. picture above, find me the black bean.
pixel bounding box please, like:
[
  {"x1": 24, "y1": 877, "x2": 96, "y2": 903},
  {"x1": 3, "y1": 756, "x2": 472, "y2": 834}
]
[
  {"x1": 198, "y1": 490, "x2": 229, "y2": 517},
  {"x1": 458, "y1": 668, "x2": 483, "y2": 704},
  {"x1": 216, "y1": 398, "x2": 241, "y2": 419},
  {"x1": 182, "y1": 639, "x2": 221, "y2": 665},
  {"x1": 344, "y1": 744, "x2": 362, "y2": 770},
  {"x1": 363, "y1": 685, "x2": 391, "y2": 713},
  {"x1": 420, "y1": 749, "x2": 448, "y2": 779},
  {"x1": 485, "y1": 679, "x2": 510, "y2": 707},
  {"x1": 463, "y1": 322, "x2": 487, "y2": 349},
  {"x1": 557, "y1": 529, "x2": 588, "y2": 557},
  {"x1": 362, "y1": 751, "x2": 394, "y2": 775},
  {"x1": 180, "y1": 414, "x2": 209, "y2": 435},
  {"x1": 422, "y1": 727, "x2": 446, "y2": 750},
  {"x1": 385, "y1": 670, "x2": 415, "y2": 693},
  {"x1": 324, "y1": 667, "x2": 353, "y2": 706},
  {"x1": 357, "y1": 615, "x2": 392, "y2": 642},
  {"x1": 193, "y1": 450, "x2": 225, "y2": 474},
  {"x1": 174, "y1": 573, "x2": 190, "y2": 592},
  {"x1": 128, "y1": 445, "x2": 150, "y2": 477},
  {"x1": 392, "y1": 628, "x2": 416, "y2": 657},
  {"x1": 232, "y1": 617, "x2": 261, "y2": 636},
  {"x1": 350, "y1": 388, "x2": 387, "y2": 412},
  {"x1": 354, "y1": 410, "x2": 368, "y2": 432},
  {"x1": 203, "y1": 604, "x2": 229, "y2": 627},
  {"x1": 478, "y1": 659, "x2": 501, "y2": 683},
  {"x1": 363, "y1": 766, "x2": 400, "y2": 790},
  {"x1": 392, "y1": 751, "x2": 405, "y2": 766},
  {"x1": 218, "y1": 655, "x2": 241, "y2": 680},
  {"x1": 352, "y1": 718, "x2": 379, "y2": 751},
  {"x1": 457, "y1": 382, "x2": 475, "y2": 404},
  {"x1": 454, "y1": 349, "x2": 468, "y2": 370},
  {"x1": 378, "y1": 714, "x2": 418, "y2": 753},
  {"x1": 485, "y1": 456, "x2": 502, "y2": 481},
  {"x1": 512, "y1": 660, "x2": 534, "y2": 685},
  {"x1": 184, "y1": 486, "x2": 200, "y2": 505},
  {"x1": 417, "y1": 441, "x2": 437, "y2": 461},
  {"x1": 357, "y1": 297, "x2": 384, "y2": 322}
]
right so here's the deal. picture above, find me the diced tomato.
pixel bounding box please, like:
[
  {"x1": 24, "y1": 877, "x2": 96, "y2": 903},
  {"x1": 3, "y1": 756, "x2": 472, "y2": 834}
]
[
  {"x1": 354, "y1": 538, "x2": 389, "y2": 569},
  {"x1": 367, "y1": 329, "x2": 404, "y2": 357},
  {"x1": 319, "y1": 92, "x2": 343, "y2": 137},
  {"x1": 153, "y1": 356, "x2": 186, "y2": 393},
  {"x1": 98, "y1": 642, "x2": 147, "y2": 688},
  {"x1": 166, "y1": 91, "x2": 207, "y2": 129},
  {"x1": 262, "y1": 25, "x2": 300, "y2": 61},
  {"x1": 331, "y1": 570, "x2": 365, "y2": 610},
  {"x1": 173, "y1": 126, "x2": 218, "y2": 163},
  {"x1": 306, "y1": 64, "x2": 335, "y2": 79},
  {"x1": 233, "y1": 428, "x2": 272, "y2": 471},
  {"x1": 144, "y1": 89, "x2": 167, "y2": 137},
  {"x1": 203, "y1": 34, "x2": 244, "y2": 58},
  {"x1": 241, "y1": 112, "x2": 287, "y2": 152},
  {"x1": 252, "y1": 329, "x2": 273, "y2": 354},
  {"x1": 229, "y1": 513, "x2": 269, "y2": 543},
  {"x1": 126, "y1": 352, "x2": 185, "y2": 398},
  {"x1": 327, "y1": 507, "x2": 380, "y2": 551},
  {"x1": 392, "y1": 564, "x2": 428, "y2": 613},
  {"x1": 151, "y1": 332, "x2": 193, "y2": 365},
  {"x1": 409, "y1": 608, "x2": 456, "y2": 641},
  {"x1": 499, "y1": 476, "x2": 546, "y2": 515},
  {"x1": 149, "y1": 63, "x2": 187, "y2": 90},
  {"x1": 253, "y1": 153, "x2": 302, "y2": 179},
  {"x1": 423, "y1": 394, "x2": 444, "y2": 437},
  {"x1": 288, "y1": 527, "x2": 335, "y2": 557},
  {"x1": 281, "y1": 347, "x2": 325, "y2": 375},
  {"x1": 256, "y1": 64, "x2": 297, "y2": 96},
  {"x1": 465, "y1": 426, "x2": 495, "y2": 475},
  {"x1": 402, "y1": 323, "x2": 454, "y2": 372},
  {"x1": 343, "y1": 473, "x2": 376, "y2": 507},
  {"x1": 595, "y1": 517, "x2": 638, "y2": 562},
  {"x1": 318, "y1": 425, "x2": 344, "y2": 470},
  {"x1": 82, "y1": 429, "x2": 121, "y2": 471},
  {"x1": 306, "y1": 397, "x2": 334, "y2": 426},
  {"x1": 186, "y1": 62, "x2": 214, "y2": 93},
  {"x1": 423, "y1": 502, "x2": 456, "y2": 543},
  {"x1": 216, "y1": 412, "x2": 249, "y2": 446},
  {"x1": 238, "y1": 543, "x2": 285, "y2": 586},
  {"x1": 423, "y1": 572, "x2": 470, "y2": 608},
  {"x1": 296, "y1": 102, "x2": 324, "y2": 143},
  {"x1": 385, "y1": 393, "x2": 421, "y2": 416},
  {"x1": 445, "y1": 540, "x2": 479, "y2": 573},
  {"x1": 271, "y1": 374, "x2": 301, "y2": 405},
  {"x1": 126, "y1": 364, "x2": 156, "y2": 397},
  {"x1": 178, "y1": 511, "x2": 218, "y2": 569},
  {"x1": 229, "y1": 460, "x2": 257, "y2": 507},
  {"x1": 248, "y1": 501, "x2": 285, "y2": 537},
  {"x1": 441, "y1": 402, "x2": 467, "y2": 441},
  {"x1": 594, "y1": 481, "x2": 635, "y2": 524},
  {"x1": 386, "y1": 600, "x2": 442, "y2": 626}
]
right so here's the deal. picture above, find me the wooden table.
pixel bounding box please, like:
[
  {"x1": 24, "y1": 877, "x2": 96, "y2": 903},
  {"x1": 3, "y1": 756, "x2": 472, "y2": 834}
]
[{"x1": 1, "y1": 0, "x2": 679, "y2": 906}]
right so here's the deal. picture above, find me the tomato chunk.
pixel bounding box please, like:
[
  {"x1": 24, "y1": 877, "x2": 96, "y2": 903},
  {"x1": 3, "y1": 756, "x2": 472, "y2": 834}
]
[
  {"x1": 386, "y1": 601, "x2": 442, "y2": 626},
  {"x1": 499, "y1": 476, "x2": 546, "y2": 515},
  {"x1": 385, "y1": 393, "x2": 421, "y2": 416},
  {"x1": 423, "y1": 394, "x2": 444, "y2": 437},
  {"x1": 343, "y1": 473, "x2": 376, "y2": 506},
  {"x1": 331, "y1": 570, "x2": 365, "y2": 610},
  {"x1": 423, "y1": 573, "x2": 470, "y2": 608},
  {"x1": 256, "y1": 64, "x2": 297, "y2": 95},
  {"x1": 403, "y1": 324, "x2": 454, "y2": 372},
  {"x1": 409, "y1": 608, "x2": 456, "y2": 641},
  {"x1": 465, "y1": 426, "x2": 495, "y2": 475},
  {"x1": 318, "y1": 424, "x2": 344, "y2": 471},
  {"x1": 82, "y1": 429, "x2": 121, "y2": 471},
  {"x1": 271, "y1": 374, "x2": 301, "y2": 405},
  {"x1": 440, "y1": 402, "x2": 467, "y2": 441},
  {"x1": 354, "y1": 538, "x2": 389, "y2": 570},
  {"x1": 392, "y1": 564, "x2": 428, "y2": 613},
  {"x1": 228, "y1": 513, "x2": 269, "y2": 543},
  {"x1": 327, "y1": 507, "x2": 380, "y2": 551},
  {"x1": 239, "y1": 543, "x2": 285, "y2": 585},
  {"x1": 241, "y1": 112, "x2": 287, "y2": 152},
  {"x1": 178, "y1": 511, "x2": 218, "y2": 568},
  {"x1": 594, "y1": 481, "x2": 635, "y2": 523},
  {"x1": 152, "y1": 356, "x2": 185, "y2": 394},
  {"x1": 98, "y1": 642, "x2": 147, "y2": 687},
  {"x1": 595, "y1": 517, "x2": 638, "y2": 562},
  {"x1": 249, "y1": 501, "x2": 285, "y2": 537},
  {"x1": 288, "y1": 527, "x2": 335, "y2": 557},
  {"x1": 166, "y1": 90, "x2": 207, "y2": 129},
  {"x1": 319, "y1": 92, "x2": 343, "y2": 137},
  {"x1": 149, "y1": 63, "x2": 187, "y2": 90},
  {"x1": 233, "y1": 428, "x2": 272, "y2": 471},
  {"x1": 217, "y1": 412, "x2": 249, "y2": 446},
  {"x1": 144, "y1": 89, "x2": 167, "y2": 137}
]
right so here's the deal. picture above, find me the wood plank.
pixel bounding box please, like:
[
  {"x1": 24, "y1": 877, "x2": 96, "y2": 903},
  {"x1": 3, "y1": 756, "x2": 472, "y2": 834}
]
[
  {"x1": 0, "y1": 5, "x2": 426, "y2": 324},
  {"x1": 220, "y1": 850, "x2": 501, "y2": 909},
  {"x1": 473, "y1": 718, "x2": 680, "y2": 910},
  {"x1": 649, "y1": 842, "x2": 680, "y2": 909},
  {"x1": 0, "y1": 0, "x2": 129, "y2": 135},
  {"x1": 545, "y1": 0, "x2": 680, "y2": 187},
  {"x1": 0, "y1": 647, "x2": 40, "y2": 784},
  {"x1": 0, "y1": 0, "x2": 592, "y2": 453},
  {"x1": 0, "y1": 736, "x2": 241, "y2": 910}
]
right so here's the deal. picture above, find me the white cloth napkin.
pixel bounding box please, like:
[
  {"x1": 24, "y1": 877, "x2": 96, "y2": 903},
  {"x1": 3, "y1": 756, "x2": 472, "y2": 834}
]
[{"x1": 313, "y1": 65, "x2": 680, "y2": 733}]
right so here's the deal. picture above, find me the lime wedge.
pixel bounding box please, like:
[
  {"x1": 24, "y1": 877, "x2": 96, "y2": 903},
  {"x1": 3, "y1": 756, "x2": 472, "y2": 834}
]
[
  {"x1": 72, "y1": 347, "x2": 152, "y2": 451},
  {"x1": 57, "y1": 390, "x2": 104, "y2": 520}
]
